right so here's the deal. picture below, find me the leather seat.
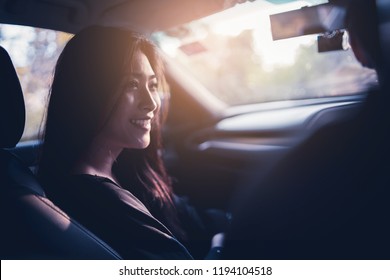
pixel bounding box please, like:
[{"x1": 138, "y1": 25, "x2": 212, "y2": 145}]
[{"x1": 0, "y1": 46, "x2": 121, "y2": 259}]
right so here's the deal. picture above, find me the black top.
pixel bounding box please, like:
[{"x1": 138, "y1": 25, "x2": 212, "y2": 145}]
[{"x1": 47, "y1": 174, "x2": 193, "y2": 259}]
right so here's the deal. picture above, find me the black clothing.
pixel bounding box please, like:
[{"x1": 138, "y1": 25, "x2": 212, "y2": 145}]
[
  {"x1": 173, "y1": 195, "x2": 229, "y2": 258},
  {"x1": 46, "y1": 174, "x2": 227, "y2": 259},
  {"x1": 47, "y1": 174, "x2": 193, "y2": 259}
]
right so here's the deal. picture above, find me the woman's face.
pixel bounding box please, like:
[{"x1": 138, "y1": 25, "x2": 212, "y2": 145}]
[{"x1": 97, "y1": 49, "x2": 160, "y2": 150}]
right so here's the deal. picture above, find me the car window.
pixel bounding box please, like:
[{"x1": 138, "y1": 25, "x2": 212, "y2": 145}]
[
  {"x1": 154, "y1": 0, "x2": 378, "y2": 106},
  {"x1": 0, "y1": 24, "x2": 72, "y2": 141}
]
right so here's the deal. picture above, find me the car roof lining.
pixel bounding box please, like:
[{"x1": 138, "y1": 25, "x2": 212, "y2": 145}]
[{"x1": 0, "y1": 0, "x2": 240, "y2": 34}]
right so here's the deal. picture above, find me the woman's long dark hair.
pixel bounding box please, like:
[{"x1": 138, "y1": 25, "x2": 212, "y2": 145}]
[{"x1": 38, "y1": 26, "x2": 185, "y2": 239}]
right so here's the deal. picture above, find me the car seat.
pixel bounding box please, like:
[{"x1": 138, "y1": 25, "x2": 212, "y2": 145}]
[{"x1": 0, "y1": 45, "x2": 121, "y2": 259}]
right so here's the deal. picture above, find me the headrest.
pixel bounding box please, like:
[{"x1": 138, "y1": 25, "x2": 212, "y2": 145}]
[{"x1": 0, "y1": 46, "x2": 25, "y2": 148}]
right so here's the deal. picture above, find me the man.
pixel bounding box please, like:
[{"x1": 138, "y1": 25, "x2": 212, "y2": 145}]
[{"x1": 225, "y1": 0, "x2": 390, "y2": 259}]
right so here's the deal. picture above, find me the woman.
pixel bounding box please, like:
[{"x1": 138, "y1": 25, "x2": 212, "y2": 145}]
[{"x1": 38, "y1": 26, "x2": 224, "y2": 259}]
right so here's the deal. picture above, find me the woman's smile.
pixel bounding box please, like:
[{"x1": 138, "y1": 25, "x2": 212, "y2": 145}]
[{"x1": 129, "y1": 118, "x2": 152, "y2": 130}]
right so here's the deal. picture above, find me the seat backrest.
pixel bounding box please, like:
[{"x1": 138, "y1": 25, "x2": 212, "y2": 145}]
[{"x1": 0, "y1": 46, "x2": 121, "y2": 259}]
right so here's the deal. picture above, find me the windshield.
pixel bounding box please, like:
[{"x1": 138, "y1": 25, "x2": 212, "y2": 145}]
[{"x1": 154, "y1": 0, "x2": 377, "y2": 106}]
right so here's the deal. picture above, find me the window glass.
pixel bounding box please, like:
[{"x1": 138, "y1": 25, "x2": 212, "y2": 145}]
[
  {"x1": 0, "y1": 24, "x2": 72, "y2": 141},
  {"x1": 154, "y1": 0, "x2": 378, "y2": 106}
]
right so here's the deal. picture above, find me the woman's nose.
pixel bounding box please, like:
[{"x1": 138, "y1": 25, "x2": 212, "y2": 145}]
[{"x1": 140, "y1": 87, "x2": 158, "y2": 112}]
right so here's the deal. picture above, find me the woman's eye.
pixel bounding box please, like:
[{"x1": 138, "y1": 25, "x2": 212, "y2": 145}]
[
  {"x1": 149, "y1": 82, "x2": 158, "y2": 91},
  {"x1": 125, "y1": 81, "x2": 138, "y2": 91}
]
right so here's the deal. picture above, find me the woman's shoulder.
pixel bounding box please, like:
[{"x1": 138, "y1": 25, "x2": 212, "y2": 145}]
[
  {"x1": 67, "y1": 174, "x2": 147, "y2": 210},
  {"x1": 60, "y1": 174, "x2": 168, "y2": 230},
  {"x1": 68, "y1": 173, "x2": 114, "y2": 186},
  {"x1": 62, "y1": 174, "x2": 120, "y2": 198},
  {"x1": 66, "y1": 173, "x2": 128, "y2": 195},
  {"x1": 54, "y1": 174, "x2": 193, "y2": 259}
]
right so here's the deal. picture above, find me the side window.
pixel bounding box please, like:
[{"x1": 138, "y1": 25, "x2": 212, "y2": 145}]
[{"x1": 0, "y1": 24, "x2": 72, "y2": 142}]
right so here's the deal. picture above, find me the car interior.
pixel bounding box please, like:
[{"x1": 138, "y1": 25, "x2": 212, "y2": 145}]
[
  {"x1": 0, "y1": 44, "x2": 122, "y2": 259},
  {"x1": 0, "y1": 0, "x2": 389, "y2": 259}
]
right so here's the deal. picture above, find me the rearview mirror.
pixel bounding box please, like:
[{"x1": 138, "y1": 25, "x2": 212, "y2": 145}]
[{"x1": 270, "y1": 3, "x2": 345, "y2": 40}]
